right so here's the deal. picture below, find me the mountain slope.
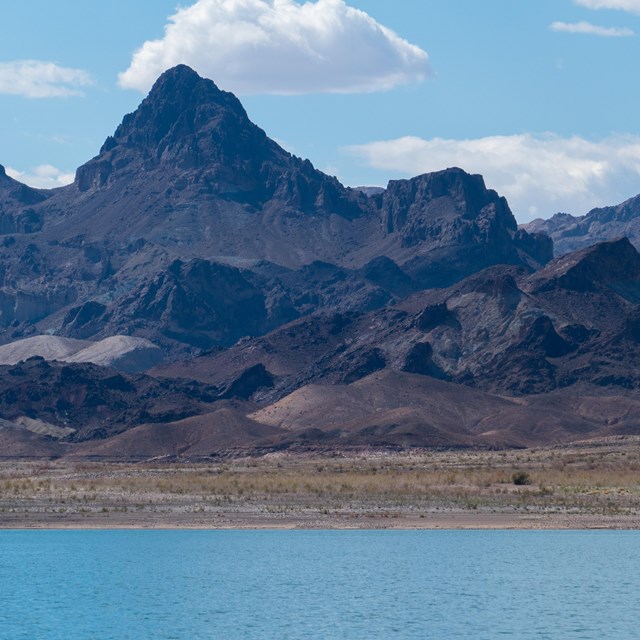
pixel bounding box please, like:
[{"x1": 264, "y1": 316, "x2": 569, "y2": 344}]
[
  {"x1": 0, "y1": 65, "x2": 549, "y2": 353},
  {"x1": 158, "y1": 238, "x2": 640, "y2": 400},
  {"x1": 5, "y1": 368, "x2": 639, "y2": 457},
  {"x1": 248, "y1": 370, "x2": 618, "y2": 449}
]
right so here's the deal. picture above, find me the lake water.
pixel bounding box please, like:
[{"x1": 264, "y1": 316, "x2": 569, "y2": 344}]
[{"x1": 0, "y1": 530, "x2": 638, "y2": 639}]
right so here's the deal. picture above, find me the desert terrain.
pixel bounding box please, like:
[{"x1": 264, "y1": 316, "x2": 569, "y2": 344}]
[{"x1": 1, "y1": 437, "x2": 639, "y2": 530}]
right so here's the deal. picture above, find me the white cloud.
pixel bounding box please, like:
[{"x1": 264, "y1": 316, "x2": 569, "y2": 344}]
[
  {"x1": 550, "y1": 20, "x2": 634, "y2": 36},
  {"x1": 118, "y1": 0, "x2": 430, "y2": 95},
  {"x1": 574, "y1": 0, "x2": 640, "y2": 13},
  {"x1": 343, "y1": 134, "x2": 640, "y2": 222},
  {"x1": 6, "y1": 165, "x2": 75, "y2": 189},
  {"x1": 0, "y1": 61, "x2": 93, "y2": 98}
]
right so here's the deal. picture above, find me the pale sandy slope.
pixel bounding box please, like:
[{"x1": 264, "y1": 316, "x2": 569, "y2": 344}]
[{"x1": 0, "y1": 335, "x2": 163, "y2": 372}]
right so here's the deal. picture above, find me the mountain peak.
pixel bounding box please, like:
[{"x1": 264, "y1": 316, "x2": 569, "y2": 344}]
[
  {"x1": 111, "y1": 64, "x2": 249, "y2": 153},
  {"x1": 0, "y1": 163, "x2": 48, "y2": 232},
  {"x1": 376, "y1": 166, "x2": 551, "y2": 287},
  {"x1": 71, "y1": 65, "x2": 363, "y2": 220},
  {"x1": 152, "y1": 64, "x2": 203, "y2": 87},
  {"x1": 137, "y1": 64, "x2": 242, "y2": 121},
  {"x1": 528, "y1": 237, "x2": 640, "y2": 297},
  {"x1": 75, "y1": 65, "x2": 270, "y2": 192}
]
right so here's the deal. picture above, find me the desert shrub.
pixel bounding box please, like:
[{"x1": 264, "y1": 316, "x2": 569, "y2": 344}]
[{"x1": 512, "y1": 471, "x2": 531, "y2": 486}]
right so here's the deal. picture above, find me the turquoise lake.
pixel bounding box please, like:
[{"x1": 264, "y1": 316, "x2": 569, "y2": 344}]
[{"x1": 1, "y1": 530, "x2": 638, "y2": 639}]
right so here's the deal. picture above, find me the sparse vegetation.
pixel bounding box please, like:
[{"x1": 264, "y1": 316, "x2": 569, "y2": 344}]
[{"x1": 0, "y1": 438, "x2": 639, "y2": 528}]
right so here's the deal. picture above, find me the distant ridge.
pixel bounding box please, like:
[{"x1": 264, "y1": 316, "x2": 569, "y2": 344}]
[{"x1": 523, "y1": 193, "x2": 640, "y2": 256}]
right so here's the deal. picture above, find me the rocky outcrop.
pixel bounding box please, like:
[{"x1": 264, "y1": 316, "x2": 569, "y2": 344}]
[
  {"x1": 87, "y1": 259, "x2": 272, "y2": 349},
  {"x1": 0, "y1": 165, "x2": 47, "y2": 234},
  {"x1": 219, "y1": 363, "x2": 275, "y2": 400},
  {"x1": 526, "y1": 238, "x2": 640, "y2": 299},
  {"x1": 402, "y1": 342, "x2": 450, "y2": 379},
  {"x1": 415, "y1": 303, "x2": 457, "y2": 332},
  {"x1": 357, "y1": 256, "x2": 417, "y2": 298},
  {"x1": 0, "y1": 357, "x2": 220, "y2": 441},
  {"x1": 381, "y1": 169, "x2": 509, "y2": 237},
  {"x1": 378, "y1": 168, "x2": 552, "y2": 287}
]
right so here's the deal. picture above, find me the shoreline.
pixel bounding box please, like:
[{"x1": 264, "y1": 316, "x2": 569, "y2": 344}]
[
  {"x1": 2, "y1": 441, "x2": 640, "y2": 531},
  {"x1": 2, "y1": 513, "x2": 639, "y2": 531}
]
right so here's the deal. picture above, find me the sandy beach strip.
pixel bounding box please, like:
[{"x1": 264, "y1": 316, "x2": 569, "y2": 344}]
[{"x1": 2, "y1": 509, "x2": 640, "y2": 530}]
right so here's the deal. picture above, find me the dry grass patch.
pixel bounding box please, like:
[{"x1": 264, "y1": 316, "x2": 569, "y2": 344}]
[{"x1": 1, "y1": 437, "x2": 640, "y2": 526}]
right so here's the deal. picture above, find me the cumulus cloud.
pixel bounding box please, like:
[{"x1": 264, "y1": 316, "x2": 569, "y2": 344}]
[
  {"x1": 6, "y1": 165, "x2": 75, "y2": 189},
  {"x1": 550, "y1": 20, "x2": 634, "y2": 36},
  {"x1": 118, "y1": 0, "x2": 430, "y2": 95},
  {"x1": 574, "y1": 0, "x2": 640, "y2": 13},
  {"x1": 344, "y1": 134, "x2": 640, "y2": 221},
  {"x1": 0, "y1": 61, "x2": 93, "y2": 98}
]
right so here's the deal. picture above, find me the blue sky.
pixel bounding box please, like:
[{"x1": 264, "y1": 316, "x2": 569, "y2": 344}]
[{"x1": 1, "y1": 0, "x2": 640, "y2": 221}]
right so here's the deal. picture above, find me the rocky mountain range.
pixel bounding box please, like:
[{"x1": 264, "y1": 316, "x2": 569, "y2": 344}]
[
  {"x1": 0, "y1": 65, "x2": 550, "y2": 354},
  {"x1": 1, "y1": 65, "x2": 640, "y2": 458},
  {"x1": 523, "y1": 193, "x2": 640, "y2": 256}
]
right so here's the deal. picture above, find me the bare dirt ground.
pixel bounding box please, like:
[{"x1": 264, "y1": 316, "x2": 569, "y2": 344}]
[{"x1": 1, "y1": 436, "x2": 640, "y2": 530}]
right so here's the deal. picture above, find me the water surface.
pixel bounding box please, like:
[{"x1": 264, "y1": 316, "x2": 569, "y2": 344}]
[{"x1": 0, "y1": 530, "x2": 638, "y2": 639}]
